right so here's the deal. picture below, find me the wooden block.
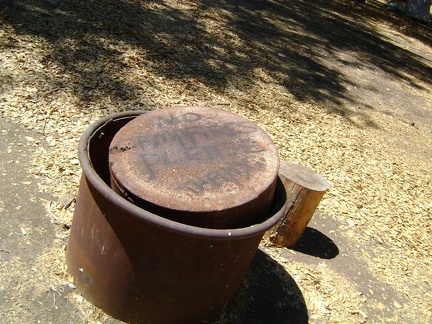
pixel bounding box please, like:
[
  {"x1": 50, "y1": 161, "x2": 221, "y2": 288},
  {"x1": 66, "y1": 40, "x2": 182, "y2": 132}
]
[{"x1": 269, "y1": 162, "x2": 330, "y2": 247}]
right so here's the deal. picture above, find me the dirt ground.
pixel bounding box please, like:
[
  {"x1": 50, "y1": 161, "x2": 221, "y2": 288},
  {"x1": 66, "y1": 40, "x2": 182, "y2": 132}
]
[{"x1": 1, "y1": 0, "x2": 431, "y2": 323}]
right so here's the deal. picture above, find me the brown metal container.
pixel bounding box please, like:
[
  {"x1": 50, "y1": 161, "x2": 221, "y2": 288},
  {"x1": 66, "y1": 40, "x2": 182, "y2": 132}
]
[
  {"x1": 108, "y1": 106, "x2": 280, "y2": 229},
  {"x1": 66, "y1": 111, "x2": 287, "y2": 324}
]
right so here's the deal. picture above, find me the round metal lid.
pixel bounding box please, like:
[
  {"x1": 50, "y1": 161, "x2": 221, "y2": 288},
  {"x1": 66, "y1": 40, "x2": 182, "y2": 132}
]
[{"x1": 108, "y1": 106, "x2": 279, "y2": 214}]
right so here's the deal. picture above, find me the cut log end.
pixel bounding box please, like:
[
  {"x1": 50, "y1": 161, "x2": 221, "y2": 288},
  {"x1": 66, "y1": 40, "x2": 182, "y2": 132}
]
[
  {"x1": 268, "y1": 162, "x2": 330, "y2": 248},
  {"x1": 279, "y1": 163, "x2": 330, "y2": 192}
]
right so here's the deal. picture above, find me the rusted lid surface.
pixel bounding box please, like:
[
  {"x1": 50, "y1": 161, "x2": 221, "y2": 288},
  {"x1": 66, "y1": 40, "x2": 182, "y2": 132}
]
[{"x1": 108, "y1": 106, "x2": 279, "y2": 214}]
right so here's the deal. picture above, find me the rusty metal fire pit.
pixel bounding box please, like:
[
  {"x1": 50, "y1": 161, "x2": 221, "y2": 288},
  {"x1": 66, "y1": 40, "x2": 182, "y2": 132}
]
[{"x1": 66, "y1": 110, "x2": 287, "y2": 324}]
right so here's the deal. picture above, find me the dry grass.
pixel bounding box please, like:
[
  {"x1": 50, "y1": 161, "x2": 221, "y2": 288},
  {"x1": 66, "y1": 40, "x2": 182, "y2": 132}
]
[{"x1": 1, "y1": 0, "x2": 431, "y2": 323}]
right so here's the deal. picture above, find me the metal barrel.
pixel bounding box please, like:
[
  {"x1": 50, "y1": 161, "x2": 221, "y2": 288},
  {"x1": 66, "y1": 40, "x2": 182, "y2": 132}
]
[{"x1": 66, "y1": 111, "x2": 287, "y2": 324}]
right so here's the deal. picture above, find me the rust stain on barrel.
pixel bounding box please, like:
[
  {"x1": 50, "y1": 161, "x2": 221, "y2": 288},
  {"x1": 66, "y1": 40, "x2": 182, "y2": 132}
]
[
  {"x1": 109, "y1": 106, "x2": 279, "y2": 228},
  {"x1": 67, "y1": 111, "x2": 287, "y2": 323}
]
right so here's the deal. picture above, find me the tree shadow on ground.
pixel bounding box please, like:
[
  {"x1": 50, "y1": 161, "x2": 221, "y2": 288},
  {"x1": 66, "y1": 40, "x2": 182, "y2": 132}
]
[
  {"x1": 292, "y1": 227, "x2": 340, "y2": 259},
  {"x1": 221, "y1": 248, "x2": 308, "y2": 324},
  {"x1": 1, "y1": 0, "x2": 431, "y2": 125}
]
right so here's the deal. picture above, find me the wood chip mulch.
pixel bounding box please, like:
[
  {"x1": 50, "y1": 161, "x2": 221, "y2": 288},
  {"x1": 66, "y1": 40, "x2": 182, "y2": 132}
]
[{"x1": 1, "y1": 0, "x2": 431, "y2": 323}]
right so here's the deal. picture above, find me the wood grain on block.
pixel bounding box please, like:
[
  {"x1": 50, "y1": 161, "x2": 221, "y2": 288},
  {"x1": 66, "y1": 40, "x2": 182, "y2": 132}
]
[{"x1": 269, "y1": 163, "x2": 330, "y2": 247}]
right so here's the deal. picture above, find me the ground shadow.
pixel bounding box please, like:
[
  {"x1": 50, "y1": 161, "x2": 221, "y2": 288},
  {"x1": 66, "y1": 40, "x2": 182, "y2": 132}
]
[
  {"x1": 221, "y1": 249, "x2": 308, "y2": 324},
  {"x1": 1, "y1": 0, "x2": 431, "y2": 125},
  {"x1": 292, "y1": 227, "x2": 340, "y2": 259}
]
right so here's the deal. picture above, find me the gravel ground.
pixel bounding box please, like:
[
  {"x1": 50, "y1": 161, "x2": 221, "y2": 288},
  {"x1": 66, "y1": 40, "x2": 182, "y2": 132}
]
[{"x1": 0, "y1": 0, "x2": 431, "y2": 323}]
